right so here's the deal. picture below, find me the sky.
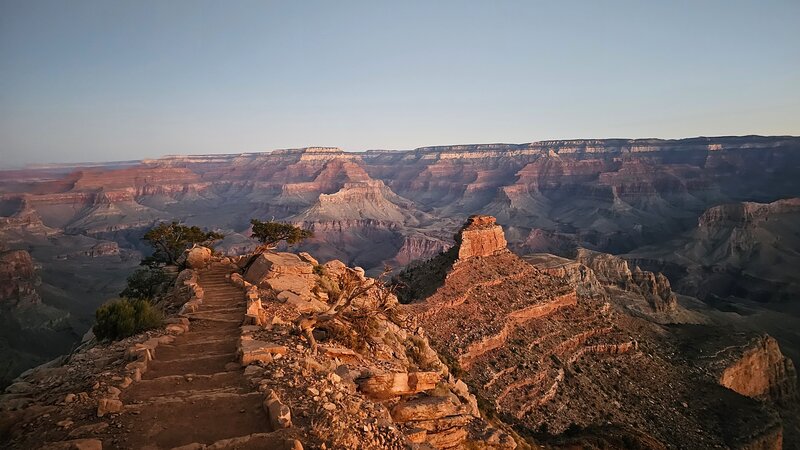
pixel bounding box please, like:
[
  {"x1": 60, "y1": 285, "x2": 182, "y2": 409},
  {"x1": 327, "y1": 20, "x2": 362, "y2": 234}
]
[{"x1": 1, "y1": 0, "x2": 799, "y2": 167}]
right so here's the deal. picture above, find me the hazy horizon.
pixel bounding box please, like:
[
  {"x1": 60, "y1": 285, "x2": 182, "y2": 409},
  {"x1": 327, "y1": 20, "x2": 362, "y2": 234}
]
[
  {"x1": 2, "y1": 133, "x2": 799, "y2": 170},
  {"x1": 2, "y1": 0, "x2": 799, "y2": 167}
]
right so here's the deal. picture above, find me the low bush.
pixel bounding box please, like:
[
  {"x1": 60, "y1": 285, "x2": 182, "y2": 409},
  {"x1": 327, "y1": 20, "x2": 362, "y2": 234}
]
[
  {"x1": 93, "y1": 298, "x2": 163, "y2": 341},
  {"x1": 120, "y1": 266, "x2": 169, "y2": 300}
]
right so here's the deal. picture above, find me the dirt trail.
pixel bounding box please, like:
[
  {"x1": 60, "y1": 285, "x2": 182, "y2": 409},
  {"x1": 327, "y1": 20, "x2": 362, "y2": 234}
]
[{"x1": 117, "y1": 263, "x2": 276, "y2": 449}]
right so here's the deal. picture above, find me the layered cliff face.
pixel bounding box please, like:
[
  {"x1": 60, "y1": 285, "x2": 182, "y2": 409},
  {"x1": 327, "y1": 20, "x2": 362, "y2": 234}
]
[
  {"x1": 398, "y1": 216, "x2": 791, "y2": 448},
  {"x1": 0, "y1": 248, "x2": 75, "y2": 389},
  {"x1": 575, "y1": 248, "x2": 677, "y2": 313},
  {"x1": 0, "y1": 250, "x2": 40, "y2": 306},
  {"x1": 629, "y1": 198, "x2": 800, "y2": 299},
  {"x1": 4, "y1": 136, "x2": 799, "y2": 265},
  {"x1": 391, "y1": 234, "x2": 451, "y2": 268},
  {"x1": 719, "y1": 336, "x2": 799, "y2": 405},
  {"x1": 0, "y1": 201, "x2": 141, "y2": 389},
  {"x1": 1, "y1": 135, "x2": 800, "y2": 410}
]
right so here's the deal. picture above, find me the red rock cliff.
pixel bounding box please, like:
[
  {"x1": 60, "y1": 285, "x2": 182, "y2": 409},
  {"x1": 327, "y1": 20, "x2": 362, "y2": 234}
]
[
  {"x1": 719, "y1": 335, "x2": 798, "y2": 405},
  {"x1": 454, "y1": 215, "x2": 508, "y2": 260}
]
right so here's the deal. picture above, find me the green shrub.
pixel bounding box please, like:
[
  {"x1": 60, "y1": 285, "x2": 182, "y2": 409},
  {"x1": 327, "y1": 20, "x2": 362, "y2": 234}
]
[
  {"x1": 93, "y1": 298, "x2": 163, "y2": 341},
  {"x1": 142, "y1": 221, "x2": 224, "y2": 265},
  {"x1": 120, "y1": 266, "x2": 169, "y2": 300}
]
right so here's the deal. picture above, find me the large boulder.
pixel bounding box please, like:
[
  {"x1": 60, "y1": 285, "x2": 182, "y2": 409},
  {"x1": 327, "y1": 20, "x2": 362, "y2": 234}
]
[
  {"x1": 245, "y1": 252, "x2": 314, "y2": 282},
  {"x1": 185, "y1": 246, "x2": 212, "y2": 269},
  {"x1": 358, "y1": 371, "x2": 440, "y2": 399},
  {"x1": 390, "y1": 395, "x2": 467, "y2": 422},
  {"x1": 244, "y1": 252, "x2": 316, "y2": 299}
]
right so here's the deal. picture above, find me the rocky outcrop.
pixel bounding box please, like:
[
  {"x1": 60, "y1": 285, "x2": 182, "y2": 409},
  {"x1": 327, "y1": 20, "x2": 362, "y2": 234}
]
[
  {"x1": 698, "y1": 198, "x2": 800, "y2": 229},
  {"x1": 719, "y1": 335, "x2": 798, "y2": 404},
  {"x1": 522, "y1": 253, "x2": 601, "y2": 295},
  {"x1": 454, "y1": 215, "x2": 508, "y2": 260},
  {"x1": 0, "y1": 250, "x2": 40, "y2": 306},
  {"x1": 392, "y1": 235, "x2": 451, "y2": 267},
  {"x1": 401, "y1": 216, "x2": 787, "y2": 448},
  {"x1": 576, "y1": 248, "x2": 677, "y2": 312},
  {"x1": 357, "y1": 371, "x2": 440, "y2": 400},
  {"x1": 630, "y1": 267, "x2": 676, "y2": 313}
]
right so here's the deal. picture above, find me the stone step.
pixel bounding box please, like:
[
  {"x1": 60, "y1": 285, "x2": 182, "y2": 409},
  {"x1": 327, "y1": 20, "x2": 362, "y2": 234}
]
[
  {"x1": 184, "y1": 320, "x2": 241, "y2": 332},
  {"x1": 121, "y1": 392, "x2": 270, "y2": 449},
  {"x1": 167, "y1": 432, "x2": 292, "y2": 450},
  {"x1": 122, "y1": 369, "x2": 242, "y2": 396},
  {"x1": 131, "y1": 386, "x2": 252, "y2": 403},
  {"x1": 174, "y1": 328, "x2": 240, "y2": 341},
  {"x1": 199, "y1": 303, "x2": 246, "y2": 309},
  {"x1": 144, "y1": 353, "x2": 238, "y2": 378},
  {"x1": 123, "y1": 374, "x2": 250, "y2": 401},
  {"x1": 151, "y1": 351, "x2": 239, "y2": 365},
  {"x1": 155, "y1": 341, "x2": 238, "y2": 360},
  {"x1": 187, "y1": 306, "x2": 243, "y2": 313},
  {"x1": 164, "y1": 336, "x2": 238, "y2": 348},
  {"x1": 185, "y1": 316, "x2": 242, "y2": 324},
  {"x1": 128, "y1": 391, "x2": 262, "y2": 405}
]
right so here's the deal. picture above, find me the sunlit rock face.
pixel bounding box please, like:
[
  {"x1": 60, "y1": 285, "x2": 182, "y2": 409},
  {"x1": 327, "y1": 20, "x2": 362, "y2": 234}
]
[
  {"x1": 454, "y1": 215, "x2": 507, "y2": 260},
  {"x1": 719, "y1": 335, "x2": 798, "y2": 404}
]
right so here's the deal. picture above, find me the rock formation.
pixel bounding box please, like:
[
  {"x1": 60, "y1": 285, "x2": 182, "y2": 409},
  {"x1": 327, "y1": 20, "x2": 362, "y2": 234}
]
[
  {"x1": 576, "y1": 248, "x2": 677, "y2": 312},
  {"x1": 624, "y1": 197, "x2": 800, "y2": 365},
  {"x1": 1, "y1": 136, "x2": 800, "y2": 445},
  {"x1": 719, "y1": 336, "x2": 798, "y2": 405},
  {"x1": 399, "y1": 216, "x2": 793, "y2": 448},
  {"x1": 0, "y1": 250, "x2": 40, "y2": 306},
  {"x1": 453, "y1": 215, "x2": 507, "y2": 260}
]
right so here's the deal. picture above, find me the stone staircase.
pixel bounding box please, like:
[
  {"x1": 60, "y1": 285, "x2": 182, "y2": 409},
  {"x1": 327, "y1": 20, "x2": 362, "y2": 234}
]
[{"x1": 117, "y1": 263, "x2": 284, "y2": 449}]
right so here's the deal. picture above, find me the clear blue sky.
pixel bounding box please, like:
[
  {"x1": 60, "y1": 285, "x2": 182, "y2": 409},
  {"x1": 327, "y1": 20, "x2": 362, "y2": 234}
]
[{"x1": 1, "y1": 0, "x2": 798, "y2": 167}]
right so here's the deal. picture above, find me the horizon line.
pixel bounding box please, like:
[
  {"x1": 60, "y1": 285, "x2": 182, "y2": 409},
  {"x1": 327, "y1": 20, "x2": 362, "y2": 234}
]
[{"x1": 3, "y1": 134, "x2": 799, "y2": 171}]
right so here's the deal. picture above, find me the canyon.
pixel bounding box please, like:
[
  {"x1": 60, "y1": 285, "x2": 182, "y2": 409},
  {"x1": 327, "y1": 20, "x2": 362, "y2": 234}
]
[
  {"x1": 1, "y1": 217, "x2": 796, "y2": 449},
  {"x1": 1, "y1": 135, "x2": 800, "y2": 445}
]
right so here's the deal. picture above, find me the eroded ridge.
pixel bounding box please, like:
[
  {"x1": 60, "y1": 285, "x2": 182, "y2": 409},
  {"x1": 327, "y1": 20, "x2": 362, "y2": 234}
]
[{"x1": 400, "y1": 215, "x2": 789, "y2": 448}]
